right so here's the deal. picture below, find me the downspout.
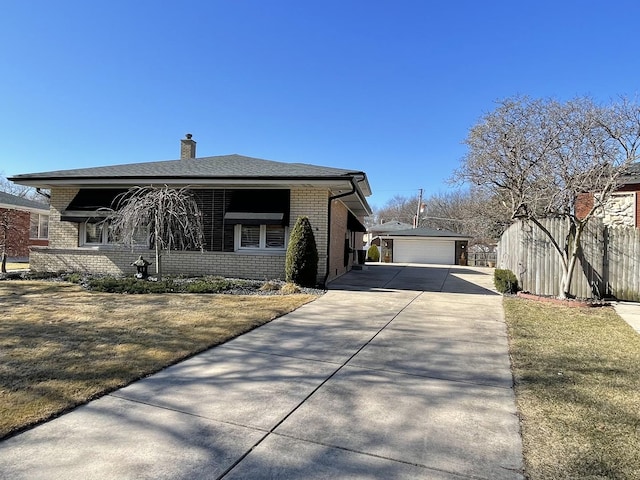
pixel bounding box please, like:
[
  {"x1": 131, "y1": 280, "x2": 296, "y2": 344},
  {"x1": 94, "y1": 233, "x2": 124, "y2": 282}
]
[{"x1": 323, "y1": 173, "x2": 365, "y2": 287}]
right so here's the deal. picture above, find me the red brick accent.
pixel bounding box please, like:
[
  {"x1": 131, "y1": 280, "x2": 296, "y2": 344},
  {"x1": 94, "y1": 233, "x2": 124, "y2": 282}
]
[
  {"x1": 0, "y1": 208, "x2": 30, "y2": 258},
  {"x1": 575, "y1": 192, "x2": 594, "y2": 220}
]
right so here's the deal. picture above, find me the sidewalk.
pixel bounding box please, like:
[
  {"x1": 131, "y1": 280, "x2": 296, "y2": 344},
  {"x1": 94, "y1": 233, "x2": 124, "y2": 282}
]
[
  {"x1": 0, "y1": 264, "x2": 524, "y2": 479},
  {"x1": 612, "y1": 301, "x2": 640, "y2": 334}
]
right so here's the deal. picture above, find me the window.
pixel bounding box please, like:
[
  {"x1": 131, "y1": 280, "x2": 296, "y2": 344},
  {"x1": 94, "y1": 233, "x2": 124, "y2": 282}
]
[
  {"x1": 236, "y1": 224, "x2": 286, "y2": 250},
  {"x1": 80, "y1": 221, "x2": 149, "y2": 246},
  {"x1": 240, "y1": 225, "x2": 261, "y2": 248},
  {"x1": 82, "y1": 222, "x2": 108, "y2": 245},
  {"x1": 29, "y1": 213, "x2": 49, "y2": 239}
]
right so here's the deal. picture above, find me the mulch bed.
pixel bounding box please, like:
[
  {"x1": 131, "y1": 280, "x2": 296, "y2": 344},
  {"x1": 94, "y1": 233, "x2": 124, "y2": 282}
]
[{"x1": 516, "y1": 291, "x2": 609, "y2": 307}]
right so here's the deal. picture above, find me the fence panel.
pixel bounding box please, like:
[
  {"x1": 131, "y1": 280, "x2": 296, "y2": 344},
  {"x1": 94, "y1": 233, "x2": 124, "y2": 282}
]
[
  {"x1": 496, "y1": 218, "x2": 640, "y2": 300},
  {"x1": 467, "y1": 252, "x2": 496, "y2": 267}
]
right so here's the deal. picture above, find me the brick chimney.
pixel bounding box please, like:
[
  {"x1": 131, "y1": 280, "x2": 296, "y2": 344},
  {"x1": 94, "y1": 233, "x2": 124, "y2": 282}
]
[{"x1": 180, "y1": 133, "x2": 196, "y2": 160}]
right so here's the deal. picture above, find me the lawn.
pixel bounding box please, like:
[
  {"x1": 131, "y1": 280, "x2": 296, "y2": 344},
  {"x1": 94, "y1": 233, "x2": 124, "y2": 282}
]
[
  {"x1": 3, "y1": 262, "x2": 29, "y2": 271},
  {"x1": 504, "y1": 298, "x2": 640, "y2": 480},
  {"x1": 0, "y1": 280, "x2": 317, "y2": 440}
]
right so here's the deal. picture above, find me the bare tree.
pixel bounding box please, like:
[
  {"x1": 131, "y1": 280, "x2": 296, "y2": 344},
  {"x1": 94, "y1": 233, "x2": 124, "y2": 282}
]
[
  {"x1": 374, "y1": 194, "x2": 420, "y2": 226},
  {"x1": 0, "y1": 208, "x2": 30, "y2": 273},
  {"x1": 106, "y1": 186, "x2": 205, "y2": 280},
  {"x1": 420, "y1": 189, "x2": 511, "y2": 246},
  {"x1": 456, "y1": 95, "x2": 640, "y2": 298},
  {"x1": 0, "y1": 175, "x2": 49, "y2": 201}
]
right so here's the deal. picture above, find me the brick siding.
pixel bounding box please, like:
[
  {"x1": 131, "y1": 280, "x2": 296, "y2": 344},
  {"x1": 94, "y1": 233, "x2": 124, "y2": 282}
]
[{"x1": 34, "y1": 186, "x2": 334, "y2": 283}]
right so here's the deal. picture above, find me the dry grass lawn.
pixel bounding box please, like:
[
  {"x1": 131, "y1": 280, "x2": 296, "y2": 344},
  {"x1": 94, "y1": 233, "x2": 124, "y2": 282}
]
[
  {"x1": 0, "y1": 280, "x2": 316, "y2": 439},
  {"x1": 4, "y1": 262, "x2": 29, "y2": 271},
  {"x1": 504, "y1": 298, "x2": 640, "y2": 480}
]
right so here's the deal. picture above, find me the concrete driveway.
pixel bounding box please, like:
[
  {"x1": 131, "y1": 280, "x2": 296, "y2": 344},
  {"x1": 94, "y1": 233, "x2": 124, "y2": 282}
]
[{"x1": 0, "y1": 264, "x2": 524, "y2": 479}]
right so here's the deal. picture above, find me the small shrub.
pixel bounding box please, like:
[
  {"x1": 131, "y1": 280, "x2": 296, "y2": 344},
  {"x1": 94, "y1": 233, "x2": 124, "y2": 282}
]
[
  {"x1": 185, "y1": 277, "x2": 233, "y2": 293},
  {"x1": 367, "y1": 244, "x2": 380, "y2": 262},
  {"x1": 88, "y1": 277, "x2": 174, "y2": 294},
  {"x1": 260, "y1": 280, "x2": 281, "y2": 292},
  {"x1": 285, "y1": 216, "x2": 319, "y2": 288},
  {"x1": 494, "y1": 269, "x2": 519, "y2": 294},
  {"x1": 280, "y1": 282, "x2": 301, "y2": 295},
  {"x1": 64, "y1": 273, "x2": 82, "y2": 284}
]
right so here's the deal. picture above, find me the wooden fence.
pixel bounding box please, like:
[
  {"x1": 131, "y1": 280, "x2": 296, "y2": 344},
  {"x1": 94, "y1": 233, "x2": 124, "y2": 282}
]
[
  {"x1": 467, "y1": 252, "x2": 497, "y2": 267},
  {"x1": 497, "y1": 218, "x2": 640, "y2": 301}
]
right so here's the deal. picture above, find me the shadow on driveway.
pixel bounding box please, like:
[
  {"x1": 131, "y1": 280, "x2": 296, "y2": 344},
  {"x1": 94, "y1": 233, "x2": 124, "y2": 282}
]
[{"x1": 328, "y1": 263, "x2": 499, "y2": 296}]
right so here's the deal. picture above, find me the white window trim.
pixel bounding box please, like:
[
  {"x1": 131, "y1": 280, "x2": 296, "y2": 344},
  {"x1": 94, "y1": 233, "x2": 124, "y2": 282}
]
[{"x1": 234, "y1": 224, "x2": 288, "y2": 251}]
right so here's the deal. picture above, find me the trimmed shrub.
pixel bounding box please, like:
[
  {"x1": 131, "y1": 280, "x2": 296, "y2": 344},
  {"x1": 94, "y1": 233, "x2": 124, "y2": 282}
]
[
  {"x1": 285, "y1": 216, "x2": 319, "y2": 288},
  {"x1": 367, "y1": 244, "x2": 380, "y2": 262},
  {"x1": 494, "y1": 269, "x2": 519, "y2": 294}
]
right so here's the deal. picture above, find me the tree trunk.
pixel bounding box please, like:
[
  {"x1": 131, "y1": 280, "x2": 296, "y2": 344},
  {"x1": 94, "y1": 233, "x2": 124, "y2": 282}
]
[
  {"x1": 560, "y1": 221, "x2": 585, "y2": 299},
  {"x1": 154, "y1": 218, "x2": 162, "y2": 281},
  {"x1": 1, "y1": 251, "x2": 6, "y2": 274}
]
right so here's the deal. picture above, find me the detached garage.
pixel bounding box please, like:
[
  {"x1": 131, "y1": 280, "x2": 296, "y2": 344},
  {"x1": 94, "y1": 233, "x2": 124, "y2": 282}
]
[{"x1": 372, "y1": 227, "x2": 471, "y2": 265}]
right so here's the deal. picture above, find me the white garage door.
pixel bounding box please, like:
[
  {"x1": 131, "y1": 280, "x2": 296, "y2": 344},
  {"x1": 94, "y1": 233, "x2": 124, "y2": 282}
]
[{"x1": 394, "y1": 239, "x2": 454, "y2": 264}]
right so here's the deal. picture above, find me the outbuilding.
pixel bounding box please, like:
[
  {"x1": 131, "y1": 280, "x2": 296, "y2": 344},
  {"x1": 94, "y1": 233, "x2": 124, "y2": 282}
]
[{"x1": 372, "y1": 227, "x2": 471, "y2": 265}]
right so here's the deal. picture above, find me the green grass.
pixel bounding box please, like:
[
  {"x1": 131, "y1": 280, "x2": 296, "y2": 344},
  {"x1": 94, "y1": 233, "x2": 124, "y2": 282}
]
[
  {"x1": 504, "y1": 298, "x2": 640, "y2": 480},
  {"x1": 0, "y1": 281, "x2": 317, "y2": 439}
]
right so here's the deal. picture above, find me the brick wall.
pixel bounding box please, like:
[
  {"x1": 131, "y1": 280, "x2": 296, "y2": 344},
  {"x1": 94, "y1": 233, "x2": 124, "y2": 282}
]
[
  {"x1": 289, "y1": 187, "x2": 329, "y2": 284},
  {"x1": 33, "y1": 186, "x2": 330, "y2": 281},
  {"x1": 0, "y1": 208, "x2": 30, "y2": 258},
  {"x1": 328, "y1": 200, "x2": 349, "y2": 282},
  {"x1": 30, "y1": 247, "x2": 287, "y2": 279},
  {"x1": 49, "y1": 188, "x2": 80, "y2": 248}
]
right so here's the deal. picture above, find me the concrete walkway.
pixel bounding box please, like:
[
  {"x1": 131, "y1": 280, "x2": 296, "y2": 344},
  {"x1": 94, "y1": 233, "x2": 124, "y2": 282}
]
[
  {"x1": 612, "y1": 301, "x2": 640, "y2": 334},
  {"x1": 0, "y1": 264, "x2": 524, "y2": 479}
]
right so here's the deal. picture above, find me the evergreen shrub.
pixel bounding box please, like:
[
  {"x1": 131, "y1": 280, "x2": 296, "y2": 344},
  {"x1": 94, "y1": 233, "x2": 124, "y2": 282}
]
[
  {"x1": 367, "y1": 244, "x2": 380, "y2": 262},
  {"x1": 494, "y1": 269, "x2": 519, "y2": 294},
  {"x1": 285, "y1": 216, "x2": 319, "y2": 287}
]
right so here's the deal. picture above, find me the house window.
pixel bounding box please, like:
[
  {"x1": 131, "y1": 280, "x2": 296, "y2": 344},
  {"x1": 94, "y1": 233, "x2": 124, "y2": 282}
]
[
  {"x1": 236, "y1": 224, "x2": 286, "y2": 250},
  {"x1": 82, "y1": 222, "x2": 108, "y2": 245},
  {"x1": 80, "y1": 221, "x2": 149, "y2": 246},
  {"x1": 29, "y1": 213, "x2": 49, "y2": 239},
  {"x1": 240, "y1": 225, "x2": 261, "y2": 248}
]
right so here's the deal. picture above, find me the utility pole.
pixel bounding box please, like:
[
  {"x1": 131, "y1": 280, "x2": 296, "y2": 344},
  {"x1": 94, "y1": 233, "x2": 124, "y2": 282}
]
[{"x1": 413, "y1": 188, "x2": 423, "y2": 228}]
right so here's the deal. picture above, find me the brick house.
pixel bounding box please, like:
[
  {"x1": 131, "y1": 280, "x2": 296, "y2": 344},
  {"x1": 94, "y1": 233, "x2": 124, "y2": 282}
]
[
  {"x1": 0, "y1": 191, "x2": 49, "y2": 262},
  {"x1": 576, "y1": 163, "x2": 640, "y2": 227},
  {"x1": 9, "y1": 135, "x2": 371, "y2": 284}
]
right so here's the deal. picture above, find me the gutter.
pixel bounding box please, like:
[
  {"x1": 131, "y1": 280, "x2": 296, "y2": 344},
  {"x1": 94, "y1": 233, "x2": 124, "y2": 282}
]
[{"x1": 322, "y1": 172, "x2": 367, "y2": 287}]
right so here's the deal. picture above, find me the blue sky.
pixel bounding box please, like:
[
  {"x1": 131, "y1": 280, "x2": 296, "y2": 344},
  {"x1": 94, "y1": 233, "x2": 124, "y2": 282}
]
[{"x1": 1, "y1": 1, "x2": 639, "y2": 209}]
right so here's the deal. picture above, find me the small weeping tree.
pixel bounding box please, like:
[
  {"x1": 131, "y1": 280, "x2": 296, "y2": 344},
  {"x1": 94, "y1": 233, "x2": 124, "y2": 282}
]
[{"x1": 105, "y1": 185, "x2": 204, "y2": 280}]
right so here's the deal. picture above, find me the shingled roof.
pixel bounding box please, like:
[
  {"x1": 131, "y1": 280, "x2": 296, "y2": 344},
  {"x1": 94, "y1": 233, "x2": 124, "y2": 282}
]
[
  {"x1": 0, "y1": 191, "x2": 49, "y2": 212},
  {"x1": 9, "y1": 153, "x2": 372, "y2": 215},
  {"x1": 11, "y1": 154, "x2": 365, "y2": 182},
  {"x1": 376, "y1": 227, "x2": 471, "y2": 238}
]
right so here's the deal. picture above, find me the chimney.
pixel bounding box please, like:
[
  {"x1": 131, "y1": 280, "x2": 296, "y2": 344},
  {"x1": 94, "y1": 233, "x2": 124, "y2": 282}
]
[{"x1": 180, "y1": 133, "x2": 196, "y2": 160}]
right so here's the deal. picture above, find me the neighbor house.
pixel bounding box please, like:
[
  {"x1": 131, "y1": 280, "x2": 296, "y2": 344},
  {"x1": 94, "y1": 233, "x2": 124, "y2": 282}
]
[
  {"x1": 9, "y1": 135, "x2": 371, "y2": 284},
  {"x1": 576, "y1": 163, "x2": 640, "y2": 227},
  {"x1": 0, "y1": 191, "x2": 49, "y2": 262},
  {"x1": 371, "y1": 227, "x2": 470, "y2": 264},
  {"x1": 364, "y1": 220, "x2": 413, "y2": 245}
]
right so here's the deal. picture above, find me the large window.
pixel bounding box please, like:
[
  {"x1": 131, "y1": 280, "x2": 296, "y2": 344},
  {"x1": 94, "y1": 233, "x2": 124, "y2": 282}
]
[
  {"x1": 29, "y1": 213, "x2": 49, "y2": 239},
  {"x1": 80, "y1": 221, "x2": 148, "y2": 247},
  {"x1": 237, "y1": 224, "x2": 286, "y2": 250}
]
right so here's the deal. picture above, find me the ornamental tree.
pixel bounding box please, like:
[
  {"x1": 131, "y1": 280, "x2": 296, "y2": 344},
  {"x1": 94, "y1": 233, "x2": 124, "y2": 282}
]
[{"x1": 456, "y1": 96, "x2": 640, "y2": 298}]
